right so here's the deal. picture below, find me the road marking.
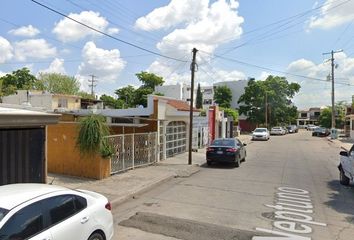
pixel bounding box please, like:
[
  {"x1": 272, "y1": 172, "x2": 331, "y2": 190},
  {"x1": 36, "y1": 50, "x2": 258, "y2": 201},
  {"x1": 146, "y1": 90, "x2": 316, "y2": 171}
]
[{"x1": 253, "y1": 187, "x2": 327, "y2": 240}]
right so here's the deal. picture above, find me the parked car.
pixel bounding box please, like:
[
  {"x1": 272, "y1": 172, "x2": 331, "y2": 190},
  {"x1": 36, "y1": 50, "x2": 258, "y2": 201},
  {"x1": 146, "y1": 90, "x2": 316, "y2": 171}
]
[
  {"x1": 307, "y1": 124, "x2": 318, "y2": 131},
  {"x1": 206, "y1": 138, "x2": 247, "y2": 167},
  {"x1": 286, "y1": 125, "x2": 298, "y2": 133},
  {"x1": 338, "y1": 145, "x2": 354, "y2": 185},
  {"x1": 270, "y1": 127, "x2": 286, "y2": 135},
  {"x1": 312, "y1": 127, "x2": 330, "y2": 137},
  {"x1": 252, "y1": 128, "x2": 270, "y2": 141},
  {"x1": 0, "y1": 184, "x2": 114, "y2": 240}
]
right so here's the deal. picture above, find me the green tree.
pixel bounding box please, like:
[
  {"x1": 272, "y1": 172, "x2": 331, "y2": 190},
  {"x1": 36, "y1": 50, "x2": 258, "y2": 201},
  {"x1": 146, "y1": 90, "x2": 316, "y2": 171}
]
[
  {"x1": 78, "y1": 91, "x2": 95, "y2": 100},
  {"x1": 221, "y1": 107, "x2": 238, "y2": 121},
  {"x1": 214, "y1": 85, "x2": 232, "y2": 108},
  {"x1": 238, "y1": 76, "x2": 300, "y2": 127},
  {"x1": 0, "y1": 68, "x2": 37, "y2": 96},
  {"x1": 136, "y1": 71, "x2": 164, "y2": 89},
  {"x1": 114, "y1": 85, "x2": 136, "y2": 108},
  {"x1": 319, "y1": 108, "x2": 331, "y2": 128},
  {"x1": 37, "y1": 73, "x2": 80, "y2": 95},
  {"x1": 133, "y1": 87, "x2": 154, "y2": 107},
  {"x1": 196, "y1": 83, "x2": 203, "y2": 109},
  {"x1": 100, "y1": 94, "x2": 124, "y2": 109},
  {"x1": 319, "y1": 103, "x2": 346, "y2": 128}
]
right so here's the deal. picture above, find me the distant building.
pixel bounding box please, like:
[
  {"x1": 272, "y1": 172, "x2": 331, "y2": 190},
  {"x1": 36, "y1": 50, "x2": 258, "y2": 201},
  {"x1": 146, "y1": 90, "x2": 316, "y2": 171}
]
[
  {"x1": 296, "y1": 107, "x2": 321, "y2": 127},
  {"x1": 155, "y1": 79, "x2": 249, "y2": 110},
  {"x1": 2, "y1": 90, "x2": 103, "y2": 112}
]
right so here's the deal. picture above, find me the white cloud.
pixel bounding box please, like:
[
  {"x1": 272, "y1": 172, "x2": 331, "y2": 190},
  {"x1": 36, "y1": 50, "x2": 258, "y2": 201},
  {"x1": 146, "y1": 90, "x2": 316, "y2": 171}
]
[
  {"x1": 0, "y1": 36, "x2": 13, "y2": 63},
  {"x1": 8, "y1": 25, "x2": 40, "y2": 37},
  {"x1": 0, "y1": 71, "x2": 7, "y2": 77},
  {"x1": 287, "y1": 52, "x2": 354, "y2": 108},
  {"x1": 148, "y1": 59, "x2": 246, "y2": 86},
  {"x1": 53, "y1": 11, "x2": 112, "y2": 42},
  {"x1": 156, "y1": 0, "x2": 244, "y2": 60},
  {"x1": 258, "y1": 71, "x2": 272, "y2": 81},
  {"x1": 308, "y1": 0, "x2": 354, "y2": 29},
  {"x1": 14, "y1": 39, "x2": 57, "y2": 61},
  {"x1": 135, "y1": 0, "x2": 209, "y2": 31},
  {"x1": 107, "y1": 27, "x2": 119, "y2": 35},
  {"x1": 39, "y1": 58, "x2": 66, "y2": 74},
  {"x1": 77, "y1": 41, "x2": 126, "y2": 84}
]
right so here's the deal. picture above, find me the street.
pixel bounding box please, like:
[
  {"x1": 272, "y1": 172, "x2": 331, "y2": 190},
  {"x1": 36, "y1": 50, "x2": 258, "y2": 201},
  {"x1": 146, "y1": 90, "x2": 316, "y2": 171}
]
[{"x1": 112, "y1": 130, "x2": 354, "y2": 240}]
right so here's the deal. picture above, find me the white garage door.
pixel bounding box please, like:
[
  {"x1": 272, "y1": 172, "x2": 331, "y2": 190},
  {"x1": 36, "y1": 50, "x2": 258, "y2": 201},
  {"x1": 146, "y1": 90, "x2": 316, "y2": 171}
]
[{"x1": 166, "y1": 121, "x2": 187, "y2": 157}]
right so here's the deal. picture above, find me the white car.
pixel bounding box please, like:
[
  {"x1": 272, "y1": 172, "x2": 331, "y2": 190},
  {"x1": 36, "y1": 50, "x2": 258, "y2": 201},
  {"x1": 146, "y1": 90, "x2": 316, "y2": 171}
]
[
  {"x1": 339, "y1": 145, "x2": 354, "y2": 185},
  {"x1": 307, "y1": 124, "x2": 318, "y2": 131},
  {"x1": 0, "y1": 184, "x2": 113, "y2": 240},
  {"x1": 252, "y1": 128, "x2": 270, "y2": 141},
  {"x1": 270, "y1": 127, "x2": 286, "y2": 135}
]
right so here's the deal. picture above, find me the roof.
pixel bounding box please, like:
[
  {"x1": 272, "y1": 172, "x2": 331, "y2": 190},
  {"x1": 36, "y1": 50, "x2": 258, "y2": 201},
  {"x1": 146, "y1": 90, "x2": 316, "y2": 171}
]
[
  {"x1": 0, "y1": 184, "x2": 68, "y2": 210},
  {"x1": 154, "y1": 96, "x2": 199, "y2": 112},
  {"x1": 0, "y1": 107, "x2": 60, "y2": 127}
]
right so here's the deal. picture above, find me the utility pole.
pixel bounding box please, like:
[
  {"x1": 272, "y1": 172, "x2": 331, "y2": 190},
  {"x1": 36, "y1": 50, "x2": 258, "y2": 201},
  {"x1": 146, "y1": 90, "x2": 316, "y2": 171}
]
[
  {"x1": 323, "y1": 50, "x2": 343, "y2": 129},
  {"x1": 188, "y1": 48, "x2": 198, "y2": 165},
  {"x1": 88, "y1": 74, "x2": 98, "y2": 97},
  {"x1": 265, "y1": 92, "x2": 268, "y2": 129}
]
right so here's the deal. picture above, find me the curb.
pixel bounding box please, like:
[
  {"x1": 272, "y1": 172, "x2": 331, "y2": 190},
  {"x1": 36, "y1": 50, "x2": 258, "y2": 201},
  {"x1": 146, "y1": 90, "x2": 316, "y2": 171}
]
[{"x1": 110, "y1": 174, "x2": 175, "y2": 209}]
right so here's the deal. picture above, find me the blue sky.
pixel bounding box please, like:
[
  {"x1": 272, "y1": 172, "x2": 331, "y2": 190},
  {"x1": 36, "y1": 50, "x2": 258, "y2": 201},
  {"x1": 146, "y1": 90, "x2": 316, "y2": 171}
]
[{"x1": 1, "y1": 0, "x2": 354, "y2": 109}]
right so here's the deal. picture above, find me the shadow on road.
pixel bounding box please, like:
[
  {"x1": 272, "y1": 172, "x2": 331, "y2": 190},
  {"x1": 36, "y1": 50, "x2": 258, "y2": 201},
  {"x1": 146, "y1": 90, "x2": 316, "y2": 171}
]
[
  {"x1": 325, "y1": 180, "x2": 354, "y2": 223},
  {"x1": 200, "y1": 162, "x2": 239, "y2": 169}
]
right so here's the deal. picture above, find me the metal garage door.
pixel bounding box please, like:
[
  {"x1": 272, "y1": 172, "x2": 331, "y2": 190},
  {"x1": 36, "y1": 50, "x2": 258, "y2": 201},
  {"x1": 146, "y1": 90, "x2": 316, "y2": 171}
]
[
  {"x1": 166, "y1": 121, "x2": 187, "y2": 157},
  {"x1": 0, "y1": 128, "x2": 45, "y2": 185}
]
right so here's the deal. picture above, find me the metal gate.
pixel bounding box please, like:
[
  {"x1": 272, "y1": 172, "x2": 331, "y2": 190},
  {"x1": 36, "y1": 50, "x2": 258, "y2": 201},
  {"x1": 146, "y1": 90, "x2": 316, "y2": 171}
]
[
  {"x1": 166, "y1": 121, "x2": 187, "y2": 157},
  {"x1": 108, "y1": 132, "x2": 158, "y2": 174},
  {"x1": 0, "y1": 128, "x2": 45, "y2": 185}
]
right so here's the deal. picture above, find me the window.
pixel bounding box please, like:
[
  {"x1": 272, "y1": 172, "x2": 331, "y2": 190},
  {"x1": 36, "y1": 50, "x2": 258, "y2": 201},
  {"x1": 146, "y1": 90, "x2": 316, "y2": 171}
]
[
  {"x1": 301, "y1": 113, "x2": 307, "y2": 118},
  {"x1": 47, "y1": 195, "x2": 77, "y2": 225},
  {"x1": 314, "y1": 112, "x2": 320, "y2": 116},
  {"x1": 58, "y1": 98, "x2": 68, "y2": 108},
  {"x1": 352, "y1": 120, "x2": 354, "y2": 131},
  {"x1": 0, "y1": 202, "x2": 44, "y2": 240},
  {"x1": 203, "y1": 99, "x2": 212, "y2": 104},
  {"x1": 0, "y1": 207, "x2": 8, "y2": 221},
  {"x1": 74, "y1": 196, "x2": 87, "y2": 211}
]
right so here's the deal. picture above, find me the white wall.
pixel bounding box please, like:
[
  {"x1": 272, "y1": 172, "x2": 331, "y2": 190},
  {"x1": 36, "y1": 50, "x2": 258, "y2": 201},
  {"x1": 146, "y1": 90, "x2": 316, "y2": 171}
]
[
  {"x1": 2, "y1": 90, "x2": 53, "y2": 110},
  {"x1": 155, "y1": 84, "x2": 183, "y2": 100}
]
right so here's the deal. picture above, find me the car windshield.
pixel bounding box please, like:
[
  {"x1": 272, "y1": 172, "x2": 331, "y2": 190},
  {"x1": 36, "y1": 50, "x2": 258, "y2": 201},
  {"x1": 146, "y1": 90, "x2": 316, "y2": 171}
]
[
  {"x1": 0, "y1": 207, "x2": 9, "y2": 222},
  {"x1": 211, "y1": 139, "x2": 235, "y2": 146},
  {"x1": 254, "y1": 129, "x2": 266, "y2": 132}
]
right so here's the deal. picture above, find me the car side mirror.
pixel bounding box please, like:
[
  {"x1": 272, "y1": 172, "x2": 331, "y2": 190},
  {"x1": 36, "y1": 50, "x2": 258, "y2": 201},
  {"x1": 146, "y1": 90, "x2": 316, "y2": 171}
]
[{"x1": 340, "y1": 151, "x2": 349, "y2": 157}]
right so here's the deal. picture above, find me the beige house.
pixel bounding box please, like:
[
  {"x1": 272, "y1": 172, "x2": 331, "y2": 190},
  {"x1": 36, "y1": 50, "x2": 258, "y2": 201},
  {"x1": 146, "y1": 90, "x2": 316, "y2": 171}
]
[{"x1": 2, "y1": 90, "x2": 81, "y2": 111}]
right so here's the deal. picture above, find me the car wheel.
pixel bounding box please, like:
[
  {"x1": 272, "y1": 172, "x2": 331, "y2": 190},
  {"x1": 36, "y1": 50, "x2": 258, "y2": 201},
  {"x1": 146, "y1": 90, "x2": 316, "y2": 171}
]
[
  {"x1": 340, "y1": 170, "x2": 350, "y2": 186},
  {"x1": 88, "y1": 232, "x2": 105, "y2": 240},
  {"x1": 234, "y1": 156, "x2": 240, "y2": 168}
]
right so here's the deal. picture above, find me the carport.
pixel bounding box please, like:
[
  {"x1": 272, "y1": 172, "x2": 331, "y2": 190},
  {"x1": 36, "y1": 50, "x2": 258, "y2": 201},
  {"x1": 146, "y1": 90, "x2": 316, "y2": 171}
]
[{"x1": 0, "y1": 107, "x2": 59, "y2": 185}]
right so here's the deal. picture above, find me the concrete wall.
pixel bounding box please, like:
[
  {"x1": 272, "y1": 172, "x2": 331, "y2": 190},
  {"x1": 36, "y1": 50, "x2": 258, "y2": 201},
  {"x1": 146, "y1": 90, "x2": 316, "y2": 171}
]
[
  {"x1": 47, "y1": 123, "x2": 111, "y2": 179},
  {"x1": 155, "y1": 84, "x2": 183, "y2": 100}
]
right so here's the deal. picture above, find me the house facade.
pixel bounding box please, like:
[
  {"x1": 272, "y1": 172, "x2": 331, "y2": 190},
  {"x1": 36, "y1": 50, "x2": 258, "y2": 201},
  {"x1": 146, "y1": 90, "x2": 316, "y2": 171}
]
[
  {"x1": 296, "y1": 107, "x2": 321, "y2": 128},
  {"x1": 0, "y1": 105, "x2": 59, "y2": 185},
  {"x1": 2, "y1": 90, "x2": 81, "y2": 111}
]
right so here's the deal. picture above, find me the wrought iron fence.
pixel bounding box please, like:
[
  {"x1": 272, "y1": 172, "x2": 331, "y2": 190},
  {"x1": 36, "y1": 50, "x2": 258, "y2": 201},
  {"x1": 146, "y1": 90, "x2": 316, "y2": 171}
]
[{"x1": 107, "y1": 132, "x2": 158, "y2": 174}]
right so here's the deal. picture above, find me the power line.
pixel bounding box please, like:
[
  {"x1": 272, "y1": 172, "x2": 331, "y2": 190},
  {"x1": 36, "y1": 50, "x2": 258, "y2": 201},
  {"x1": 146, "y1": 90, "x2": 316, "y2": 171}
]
[
  {"x1": 201, "y1": 50, "x2": 354, "y2": 86},
  {"x1": 217, "y1": 0, "x2": 352, "y2": 56},
  {"x1": 30, "y1": 0, "x2": 187, "y2": 63}
]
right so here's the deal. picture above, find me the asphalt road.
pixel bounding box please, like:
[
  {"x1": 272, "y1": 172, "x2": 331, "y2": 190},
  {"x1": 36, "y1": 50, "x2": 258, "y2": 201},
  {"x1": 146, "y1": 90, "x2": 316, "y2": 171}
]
[{"x1": 112, "y1": 130, "x2": 354, "y2": 240}]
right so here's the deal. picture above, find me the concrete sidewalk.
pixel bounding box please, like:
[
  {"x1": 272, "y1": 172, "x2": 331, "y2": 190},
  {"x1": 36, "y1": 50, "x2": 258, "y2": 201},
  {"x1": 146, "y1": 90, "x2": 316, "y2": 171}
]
[
  {"x1": 48, "y1": 135, "x2": 252, "y2": 208},
  {"x1": 327, "y1": 136, "x2": 354, "y2": 151}
]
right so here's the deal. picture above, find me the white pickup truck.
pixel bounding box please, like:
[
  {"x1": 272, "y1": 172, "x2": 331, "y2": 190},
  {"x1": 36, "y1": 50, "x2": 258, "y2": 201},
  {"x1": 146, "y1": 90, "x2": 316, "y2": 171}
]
[{"x1": 338, "y1": 146, "x2": 354, "y2": 185}]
